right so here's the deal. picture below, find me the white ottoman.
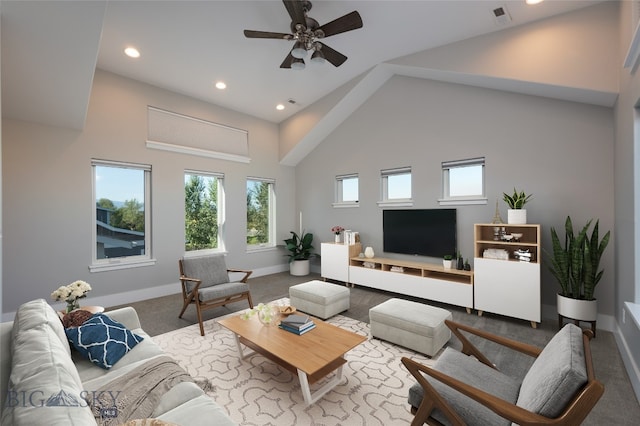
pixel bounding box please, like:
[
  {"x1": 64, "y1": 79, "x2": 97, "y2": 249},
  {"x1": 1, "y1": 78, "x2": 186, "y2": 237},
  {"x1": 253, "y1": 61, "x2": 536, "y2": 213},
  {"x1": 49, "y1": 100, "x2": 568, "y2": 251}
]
[
  {"x1": 369, "y1": 298, "x2": 452, "y2": 357},
  {"x1": 289, "y1": 280, "x2": 350, "y2": 319}
]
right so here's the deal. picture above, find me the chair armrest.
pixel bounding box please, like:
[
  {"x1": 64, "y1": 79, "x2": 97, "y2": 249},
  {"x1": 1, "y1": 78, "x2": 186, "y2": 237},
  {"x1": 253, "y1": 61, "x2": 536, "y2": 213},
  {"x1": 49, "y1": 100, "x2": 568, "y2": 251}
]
[
  {"x1": 445, "y1": 320, "x2": 541, "y2": 368},
  {"x1": 402, "y1": 356, "x2": 549, "y2": 425},
  {"x1": 227, "y1": 268, "x2": 252, "y2": 283}
]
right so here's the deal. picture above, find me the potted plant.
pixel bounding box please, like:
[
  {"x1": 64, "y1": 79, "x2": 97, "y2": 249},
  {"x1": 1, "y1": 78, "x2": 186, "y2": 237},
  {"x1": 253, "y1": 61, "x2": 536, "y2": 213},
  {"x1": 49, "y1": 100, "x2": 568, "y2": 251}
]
[
  {"x1": 546, "y1": 216, "x2": 610, "y2": 324},
  {"x1": 284, "y1": 230, "x2": 317, "y2": 276},
  {"x1": 443, "y1": 254, "x2": 453, "y2": 269},
  {"x1": 503, "y1": 188, "x2": 532, "y2": 224}
]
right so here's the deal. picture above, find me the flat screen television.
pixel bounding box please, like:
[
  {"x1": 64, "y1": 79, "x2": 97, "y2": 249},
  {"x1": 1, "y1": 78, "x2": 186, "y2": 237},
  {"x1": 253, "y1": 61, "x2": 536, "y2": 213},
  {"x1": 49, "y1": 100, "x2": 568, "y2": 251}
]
[{"x1": 383, "y1": 209, "x2": 457, "y2": 258}]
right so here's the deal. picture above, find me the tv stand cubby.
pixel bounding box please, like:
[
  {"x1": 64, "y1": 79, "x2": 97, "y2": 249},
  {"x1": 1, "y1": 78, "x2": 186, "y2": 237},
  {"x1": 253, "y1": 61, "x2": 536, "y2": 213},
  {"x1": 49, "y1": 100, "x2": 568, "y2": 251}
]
[{"x1": 348, "y1": 257, "x2": 474, "y2": 313}]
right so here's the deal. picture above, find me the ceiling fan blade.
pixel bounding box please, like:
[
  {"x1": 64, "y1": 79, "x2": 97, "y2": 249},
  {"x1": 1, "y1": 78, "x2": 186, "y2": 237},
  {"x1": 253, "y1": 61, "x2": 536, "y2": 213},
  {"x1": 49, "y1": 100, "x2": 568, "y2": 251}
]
[
  {"x1": 244, "y1": 30, "x2": 293, "y2": 40},
  {"x1": 280, "y1": 52, "x2": 294, "y2": 69},
  {"x1": 318, "y1": 11, "x2": 363, "y2": 38},
  {"x1": 282, "y1": 0, "x2": 306, "y2": 29},
  {"x1": 318, "y1": 42, "x2": 347, "y2": 67}
]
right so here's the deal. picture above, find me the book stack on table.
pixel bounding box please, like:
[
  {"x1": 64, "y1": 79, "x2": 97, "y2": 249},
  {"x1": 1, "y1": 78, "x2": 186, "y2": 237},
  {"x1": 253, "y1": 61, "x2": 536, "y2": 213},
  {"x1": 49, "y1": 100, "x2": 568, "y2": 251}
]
[{"x1": 279, "y1": 314, "x2": 315, "y2": 335}]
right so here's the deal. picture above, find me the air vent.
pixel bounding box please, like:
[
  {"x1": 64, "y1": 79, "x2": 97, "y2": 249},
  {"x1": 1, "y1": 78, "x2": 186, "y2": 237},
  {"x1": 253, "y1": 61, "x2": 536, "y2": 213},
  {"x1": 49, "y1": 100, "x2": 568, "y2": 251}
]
[
  {"x1": 288, "y1": 99, "x2": 297, "y2": 104},
  {"x1": 492, "y1": 6, "x2": 512, "y2": 26}
]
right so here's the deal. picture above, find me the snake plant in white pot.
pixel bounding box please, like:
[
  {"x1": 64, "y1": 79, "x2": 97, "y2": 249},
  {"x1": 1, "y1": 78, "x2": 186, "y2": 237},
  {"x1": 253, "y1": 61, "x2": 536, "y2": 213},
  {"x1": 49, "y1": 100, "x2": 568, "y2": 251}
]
[
  {"x1": 503, "y1": 188, "x2": 532, "y2": 224},
  {"x1": 546, "y1": 216, "x2": 610, "y2": 325}
]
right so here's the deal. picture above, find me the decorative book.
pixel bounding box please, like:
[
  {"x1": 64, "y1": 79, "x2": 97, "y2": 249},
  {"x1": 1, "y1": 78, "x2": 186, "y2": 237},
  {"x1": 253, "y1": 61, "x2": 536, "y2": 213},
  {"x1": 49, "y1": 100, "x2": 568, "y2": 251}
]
[{"x1": 279, "y1": 322, "x2": 316, "y2": 335}]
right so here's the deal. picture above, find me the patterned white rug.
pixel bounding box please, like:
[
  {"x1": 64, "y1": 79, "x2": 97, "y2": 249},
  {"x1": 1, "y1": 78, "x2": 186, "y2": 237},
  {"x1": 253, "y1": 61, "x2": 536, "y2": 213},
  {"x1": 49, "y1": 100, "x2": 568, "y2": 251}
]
[{"x1": 152, "y1": 299, "x2": 437, "y2": 425}]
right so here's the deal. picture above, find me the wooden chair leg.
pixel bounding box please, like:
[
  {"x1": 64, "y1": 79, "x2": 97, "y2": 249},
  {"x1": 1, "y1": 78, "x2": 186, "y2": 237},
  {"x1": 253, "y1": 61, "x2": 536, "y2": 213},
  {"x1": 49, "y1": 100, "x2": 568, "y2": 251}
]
[{"x1": 196, "y1": 303, "x2": 205, "y2": 336}]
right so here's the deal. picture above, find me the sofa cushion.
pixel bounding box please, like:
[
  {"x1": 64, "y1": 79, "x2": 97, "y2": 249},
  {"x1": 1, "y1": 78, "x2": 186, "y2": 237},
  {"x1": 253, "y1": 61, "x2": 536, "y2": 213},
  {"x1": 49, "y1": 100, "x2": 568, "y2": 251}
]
[
  {"x1": 65, "y1": 313, "x2": 144, "y2": 370},
  {"x1": 516, "y1": 323, "x2": 587, "y2": 418},
  {"x1": 1, "y1": 299, "x2": 95, "y2": 425}
]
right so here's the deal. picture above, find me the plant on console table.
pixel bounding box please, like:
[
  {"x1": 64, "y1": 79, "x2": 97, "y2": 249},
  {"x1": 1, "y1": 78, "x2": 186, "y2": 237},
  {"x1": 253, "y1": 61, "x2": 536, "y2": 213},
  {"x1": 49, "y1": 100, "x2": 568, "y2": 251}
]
[
  {"x1": 442, "y1": 254, "x2": 453, "y2": 269},
  {"x1": 284, "y1": 230, "x2": 318, "y2": 276},
  {"x1": 503, "y1": 188, "x2": 532, "y2": 224},
  {"x1": 331, "y1": 225, "x2": 345, "y2": 243},
  {"x1": 546, "y1": 216, "x2": 610, "y2": 331}
]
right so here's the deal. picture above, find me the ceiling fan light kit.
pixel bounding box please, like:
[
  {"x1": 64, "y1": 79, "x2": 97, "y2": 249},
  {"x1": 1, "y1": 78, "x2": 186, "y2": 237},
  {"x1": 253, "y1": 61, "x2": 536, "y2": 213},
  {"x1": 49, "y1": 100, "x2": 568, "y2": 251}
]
[{"x1": 244, "y1": 0, "x2": 363, "y2": 69}]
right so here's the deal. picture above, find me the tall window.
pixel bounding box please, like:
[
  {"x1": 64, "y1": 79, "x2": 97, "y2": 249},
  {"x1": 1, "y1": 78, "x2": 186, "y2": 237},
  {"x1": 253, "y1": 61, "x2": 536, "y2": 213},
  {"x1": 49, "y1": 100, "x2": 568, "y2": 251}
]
[
  {"x1": 334, "y1": 173, "x2": 359, "y2": 207},
  {"x1": 184, "y1": 171, "x2": 224, "y2": 252},
  {"x1": 246, "y1": 177, "x2": 275, "y2": 249},
  {"x1": 91, "y1": 160, "x2": 152, "y2": 271},
  {"x1": 440, "y1": 157, "x2": 486, "y2": 205},
  {"x1": 379, "y1": 167, "x2": 412, "y2": 207}
]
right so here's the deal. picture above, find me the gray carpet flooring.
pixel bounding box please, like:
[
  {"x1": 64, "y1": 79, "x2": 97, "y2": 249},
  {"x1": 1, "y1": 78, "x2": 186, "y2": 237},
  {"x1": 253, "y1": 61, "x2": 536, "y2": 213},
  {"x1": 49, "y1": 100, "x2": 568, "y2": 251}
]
[{"x1": 109, "y1": 272, "x2": 640, "y2": 425}]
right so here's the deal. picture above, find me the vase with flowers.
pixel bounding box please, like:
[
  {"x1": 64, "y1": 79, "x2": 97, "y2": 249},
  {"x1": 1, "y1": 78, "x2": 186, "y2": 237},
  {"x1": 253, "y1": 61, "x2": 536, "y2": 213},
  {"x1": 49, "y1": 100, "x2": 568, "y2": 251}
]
[
  {"x1": 51, "y1": 280, "x2": 92, "y2": 313},
  {"x1": 240, "y1": 303, "x2": 280, "y2": 327},
  {"x1": 331, "y1": 225, "x2": 345, "y2": 243}
]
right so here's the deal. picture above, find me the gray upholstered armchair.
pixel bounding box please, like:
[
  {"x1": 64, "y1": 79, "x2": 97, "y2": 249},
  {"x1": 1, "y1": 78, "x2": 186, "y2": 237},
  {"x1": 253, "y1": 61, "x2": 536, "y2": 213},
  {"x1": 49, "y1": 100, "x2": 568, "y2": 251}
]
[
  {"x1": 402, "y1": 320, "x2": 604, "y2": 426},
  {"x1": 178, "y1": 254, "x2": 253, "y2": 336}
]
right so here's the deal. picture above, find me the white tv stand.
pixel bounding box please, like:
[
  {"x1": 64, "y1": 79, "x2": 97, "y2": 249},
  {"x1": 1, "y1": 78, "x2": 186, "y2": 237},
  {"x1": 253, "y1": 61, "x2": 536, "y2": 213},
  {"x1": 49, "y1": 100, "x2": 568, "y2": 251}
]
[{"x1": 348, "y1": 256, "x2": 474, "y2": 313}]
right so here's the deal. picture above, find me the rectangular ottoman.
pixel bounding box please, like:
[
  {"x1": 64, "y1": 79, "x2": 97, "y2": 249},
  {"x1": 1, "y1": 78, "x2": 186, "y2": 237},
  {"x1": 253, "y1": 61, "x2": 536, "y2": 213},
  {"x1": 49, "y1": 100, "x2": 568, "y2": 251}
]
[
  {"x1": 369, "y1": 298, "x2": 452, "y2": 357},
  {"x1": 289, "y1": 280, "x2": 350, "y2": 319}
]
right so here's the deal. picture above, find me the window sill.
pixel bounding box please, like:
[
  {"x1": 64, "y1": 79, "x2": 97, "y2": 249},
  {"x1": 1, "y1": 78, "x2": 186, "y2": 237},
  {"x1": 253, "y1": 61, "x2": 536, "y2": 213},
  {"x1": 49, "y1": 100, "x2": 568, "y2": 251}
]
[
  {"x1": 438, "y1": 197, "x2": 488, "y2": 206},
  {"x1": 377, "y1": 199, "x2": 414, "y2": 208},
  {"x1": 89, "y1": 258, "x2": 157, "y2": 273},
  {"x1": 625, "y1": 302, "x2": 640, "y2": 329},
  {"x1": 332, "y1": 201, "x2": 359, "y2": 208},
  {"x1": 246, "y1": 245, "x2": 277, "y2": 254}
]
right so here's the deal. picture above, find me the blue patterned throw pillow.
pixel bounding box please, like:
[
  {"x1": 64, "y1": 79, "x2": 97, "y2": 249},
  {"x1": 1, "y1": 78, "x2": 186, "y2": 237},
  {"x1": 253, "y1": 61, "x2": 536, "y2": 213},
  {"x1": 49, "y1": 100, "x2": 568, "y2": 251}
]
[{"x1": 65, "y1": 313, "x2": 144, "y2": 369}]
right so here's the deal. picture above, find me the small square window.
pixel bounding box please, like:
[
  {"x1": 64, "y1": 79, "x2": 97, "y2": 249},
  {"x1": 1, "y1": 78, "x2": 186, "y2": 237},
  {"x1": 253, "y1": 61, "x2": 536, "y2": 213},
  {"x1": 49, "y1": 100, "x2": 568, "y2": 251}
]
[
  {"x1": 440, "y1": 157, "x2": 487, "y2": 205},
  {"x1": 378, "y1": 167, "x2": 413, "y2": 207},
  {"x1": 334, "y1": 174, "x2": 359, "y2": 207}
]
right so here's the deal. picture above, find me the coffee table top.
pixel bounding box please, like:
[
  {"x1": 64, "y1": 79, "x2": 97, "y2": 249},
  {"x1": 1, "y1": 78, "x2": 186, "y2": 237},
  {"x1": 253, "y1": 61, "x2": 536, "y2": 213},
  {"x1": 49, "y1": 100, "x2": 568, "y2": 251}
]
[{"x1": 217, "y1": 313, "x2": 366, "y2": 376}]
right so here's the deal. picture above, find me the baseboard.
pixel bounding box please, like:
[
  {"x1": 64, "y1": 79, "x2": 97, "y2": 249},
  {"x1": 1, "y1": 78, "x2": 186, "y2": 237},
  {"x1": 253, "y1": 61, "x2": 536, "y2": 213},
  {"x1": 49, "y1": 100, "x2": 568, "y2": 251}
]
[{"x1": 1, "y1": 263, "x2": 291, "y2": 322}]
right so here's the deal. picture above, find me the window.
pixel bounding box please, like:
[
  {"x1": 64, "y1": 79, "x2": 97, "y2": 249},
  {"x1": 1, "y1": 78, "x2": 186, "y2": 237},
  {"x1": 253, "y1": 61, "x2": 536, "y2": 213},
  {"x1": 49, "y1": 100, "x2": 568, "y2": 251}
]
[
  {"x1": 334, "y1": 173, "x2": 359, "y2": 207},
  {"x1": 440, "y1": 157, "x2": 487, "y2": 205},
  {"x1": 91, "y1": 160, "x2": 154, "y2": 272},
  {"x1": 184, "y1": 170, "x2": 224, "y2": 253},
  {"x1": 378, "y1": 167, "x2": 412, "y2": 207},
  {"x1": 246, "y1": 177, "x2": 275, "y2": 249}
]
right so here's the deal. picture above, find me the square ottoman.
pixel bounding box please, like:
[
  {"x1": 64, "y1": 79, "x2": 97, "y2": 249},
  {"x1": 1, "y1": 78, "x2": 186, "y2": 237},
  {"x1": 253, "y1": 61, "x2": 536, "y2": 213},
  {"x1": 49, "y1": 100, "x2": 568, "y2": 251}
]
[
  {"x1": 289, "y1": 280, "x2": 350, "y2": 319},
  {"x1": 369, "y1": 298, "x2": 452, "y2": 357}
]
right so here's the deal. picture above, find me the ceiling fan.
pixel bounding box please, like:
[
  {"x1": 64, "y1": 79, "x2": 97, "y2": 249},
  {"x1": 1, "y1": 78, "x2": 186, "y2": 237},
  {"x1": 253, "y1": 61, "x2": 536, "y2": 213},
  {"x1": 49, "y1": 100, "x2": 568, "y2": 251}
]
[{"x1": 244, "y1": 0, "x2": 363, "y2": 70}]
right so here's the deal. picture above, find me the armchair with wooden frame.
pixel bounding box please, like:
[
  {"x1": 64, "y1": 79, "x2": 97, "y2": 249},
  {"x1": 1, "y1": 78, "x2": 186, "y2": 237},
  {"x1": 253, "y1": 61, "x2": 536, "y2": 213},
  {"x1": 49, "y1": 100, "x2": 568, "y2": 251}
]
[
  {"x1": 178, "y1": 254, "x2": 253, "y2": 336},
  {"x1": 402, "y1": 320, "x2": 604, "y2": 426}
]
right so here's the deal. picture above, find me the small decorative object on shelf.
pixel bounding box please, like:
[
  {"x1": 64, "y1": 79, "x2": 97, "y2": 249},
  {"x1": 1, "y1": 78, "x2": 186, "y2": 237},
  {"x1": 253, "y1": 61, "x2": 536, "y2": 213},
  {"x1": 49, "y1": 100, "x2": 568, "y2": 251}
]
[
  {"x1": 443, "y1": 254, "x2": 453, "y2": 269},
  {"x1": 51, "y1": 280, "x2": 92, "y2": 313},
  {"x1": 331, "y1": 225, "x2": 345, "y2": 243},
  {"x1": 464, "y1": 259, "x2": 471, "y2": 271},
  {"x1": 364, "y1": 246, "x2": 375, "y2": 258},
  {"x1": 456, "y1": 252, "x2": 464, "y2": 270}
]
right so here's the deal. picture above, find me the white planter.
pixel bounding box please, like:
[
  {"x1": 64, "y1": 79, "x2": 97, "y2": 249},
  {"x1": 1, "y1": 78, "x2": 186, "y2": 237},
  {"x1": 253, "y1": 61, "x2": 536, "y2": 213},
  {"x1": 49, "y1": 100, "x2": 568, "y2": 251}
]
[
  {"x1": 507, "y1": 209, "x2": 527, "y2": 224},
  {"x1": 334, "y1": 234, "x2": 341, "y2": 243},
  {"x1": 290, "y1": 259, "x2": 310, "y2": 276},
  {"x1": 364, "y1": 247, "x2": 375, "y2": 258},
  {"x1": 443, "y1": 259, "x2": 453, "y2": 269},
  {"x1": 557, "y1": 294, "x2": 598, "y2": 322}
]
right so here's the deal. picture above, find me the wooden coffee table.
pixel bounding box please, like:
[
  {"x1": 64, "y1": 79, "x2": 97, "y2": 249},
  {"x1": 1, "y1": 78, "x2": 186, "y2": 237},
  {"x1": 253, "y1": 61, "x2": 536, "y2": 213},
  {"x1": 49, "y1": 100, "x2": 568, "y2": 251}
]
[{"x1": 217, "y1": 313, "x2": 366, "y2": 405}]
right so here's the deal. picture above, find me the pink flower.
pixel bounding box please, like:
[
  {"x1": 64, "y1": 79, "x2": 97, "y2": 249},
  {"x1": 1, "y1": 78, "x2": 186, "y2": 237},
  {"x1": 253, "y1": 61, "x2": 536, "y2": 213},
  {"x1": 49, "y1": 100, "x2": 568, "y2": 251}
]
[{"x1": 331, "y1": 226, "x2": 345, "y2": 235}]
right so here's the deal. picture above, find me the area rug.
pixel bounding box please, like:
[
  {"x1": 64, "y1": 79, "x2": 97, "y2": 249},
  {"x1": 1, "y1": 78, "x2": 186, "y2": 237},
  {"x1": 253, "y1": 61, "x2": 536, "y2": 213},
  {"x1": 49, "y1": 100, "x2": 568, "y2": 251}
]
[{"x1": 152, "y1": 298, "x2": 437, "y2": 425}]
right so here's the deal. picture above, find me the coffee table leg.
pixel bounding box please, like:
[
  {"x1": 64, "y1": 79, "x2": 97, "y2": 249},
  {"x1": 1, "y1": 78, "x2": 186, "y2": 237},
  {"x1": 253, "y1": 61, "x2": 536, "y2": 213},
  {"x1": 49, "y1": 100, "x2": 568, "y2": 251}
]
[
  {"x1": 297, "y1": 365, "x2": 345, "y2": 405},
  {"x1": 233, "y1": 333, "x2": 255, "y2": 360}
]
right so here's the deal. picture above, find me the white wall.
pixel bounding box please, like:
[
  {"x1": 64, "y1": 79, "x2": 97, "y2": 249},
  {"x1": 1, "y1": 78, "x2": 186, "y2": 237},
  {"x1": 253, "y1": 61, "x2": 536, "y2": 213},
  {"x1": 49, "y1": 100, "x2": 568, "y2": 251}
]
[
  {"x1": 296, "y1": 75, "x2": 615, "y2": 315},
  {"x1": 1, "y1": 70, "x2": 295, "y2": 316}
]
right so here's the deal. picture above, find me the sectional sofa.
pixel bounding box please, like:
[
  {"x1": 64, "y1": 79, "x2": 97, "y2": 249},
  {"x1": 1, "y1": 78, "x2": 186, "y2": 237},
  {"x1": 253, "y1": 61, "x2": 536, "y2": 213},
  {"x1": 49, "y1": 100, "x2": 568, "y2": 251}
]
[{"x1": 0, "y1": 299, "x2": 235, "y2": 425}]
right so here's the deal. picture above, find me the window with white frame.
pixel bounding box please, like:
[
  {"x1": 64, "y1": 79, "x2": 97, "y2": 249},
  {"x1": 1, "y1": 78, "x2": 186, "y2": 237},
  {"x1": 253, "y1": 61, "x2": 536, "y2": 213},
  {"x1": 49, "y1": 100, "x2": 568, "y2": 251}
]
[
  {"x1": 91, "y1": 160, "x2": 154, "y2": 271},
  {"x1": 378, "y1": 167, "x2": 412, "y2": 207},
  {"x1": 246, "y1": 177, "x2": 275, "y2": 249},
  {"x1": 440, "y1": 157, "x2": 487, "y2": 205},
  {"x1": 184, "y1": 170, "x2": 224, "y2": 253},
  {"x1": 334, "y1": 173, "x2": 359, "y2": 207}
]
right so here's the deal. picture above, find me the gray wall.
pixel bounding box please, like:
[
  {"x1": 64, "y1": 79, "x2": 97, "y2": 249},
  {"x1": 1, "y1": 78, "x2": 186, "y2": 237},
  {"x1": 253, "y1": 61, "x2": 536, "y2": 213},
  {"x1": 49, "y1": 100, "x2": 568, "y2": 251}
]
[
  {"x1": 1, "y1": 70, "x2": 295, "y2": 314},
  {"x1": 296, "y1": 75, "x2": 615, "y2": 315}
]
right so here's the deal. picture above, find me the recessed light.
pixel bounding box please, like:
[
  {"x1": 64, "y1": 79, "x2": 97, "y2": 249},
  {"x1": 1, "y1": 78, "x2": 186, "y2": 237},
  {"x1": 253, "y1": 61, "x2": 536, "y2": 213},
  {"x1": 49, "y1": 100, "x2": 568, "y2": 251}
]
[
  {"x1": 124, "y1": 47, "x2": 140, "y2": 58},
  {"x1": 215, "y1": 81, "x2": 227, "y2": 90},
  {"x1": 276, "y1": 104, "x2": 285, "y2": 111},
  {"x1": 525, "y1": 0, "x2": 544, "y2": 5}
]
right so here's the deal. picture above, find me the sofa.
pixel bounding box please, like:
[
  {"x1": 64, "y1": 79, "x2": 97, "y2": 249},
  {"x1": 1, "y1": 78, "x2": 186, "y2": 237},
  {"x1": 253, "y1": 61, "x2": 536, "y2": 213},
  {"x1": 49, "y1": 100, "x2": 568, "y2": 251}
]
[{"x1": 0, "y1": 299, "x2": 236, "y2": 425}]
